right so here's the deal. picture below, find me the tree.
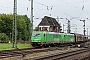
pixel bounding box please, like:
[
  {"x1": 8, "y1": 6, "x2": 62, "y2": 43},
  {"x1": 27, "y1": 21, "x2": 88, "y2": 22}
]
[
  {"x1": 0, "y1": 14, "x2": 31, "y2": 42},
  {"x1": 34, "y1": 26, "x2": 39, "y2": 31},
  {"x1": 0, "y1": 33, "x2": 9, "y2": 42}
]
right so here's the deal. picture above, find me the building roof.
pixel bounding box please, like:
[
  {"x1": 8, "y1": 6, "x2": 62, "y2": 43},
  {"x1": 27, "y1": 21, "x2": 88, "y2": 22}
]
[{"x1": 38, "y1": 16, "x2": 60, "y2": 27}]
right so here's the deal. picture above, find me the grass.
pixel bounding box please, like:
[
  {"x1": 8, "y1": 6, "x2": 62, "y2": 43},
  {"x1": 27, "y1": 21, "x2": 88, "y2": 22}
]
[{"x1": 0, "y1": 43, "x2": 32, "y2": 50}]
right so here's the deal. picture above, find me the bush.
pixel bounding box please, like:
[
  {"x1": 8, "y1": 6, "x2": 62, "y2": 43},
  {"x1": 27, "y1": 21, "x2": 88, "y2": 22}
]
[{"x1": 0, "y1": 33, "x2": 9, "y2": 42}]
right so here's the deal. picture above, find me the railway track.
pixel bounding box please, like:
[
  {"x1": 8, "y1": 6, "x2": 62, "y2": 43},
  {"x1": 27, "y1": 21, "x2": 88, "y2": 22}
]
[
  {"x1": 0, "y1": 46, "x2": 90, "y2": 60},
  {"x1": 0, "y1": 48, "x2": 35, "y2": 58},
  {"x1": 0, "y1": 46, "x2": 69, "y2": 59},
  {"x1": 29, "y1": 47, "x2": 90, "y2": 60},
  {"x1": 0, "y1": 48, "x2": 45, "y2": 59}
]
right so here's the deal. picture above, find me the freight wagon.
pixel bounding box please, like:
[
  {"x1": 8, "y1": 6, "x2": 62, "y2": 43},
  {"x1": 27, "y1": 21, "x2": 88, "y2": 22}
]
[{"x1": 31, "y1": 31, "x2": 87, "y2": 47}]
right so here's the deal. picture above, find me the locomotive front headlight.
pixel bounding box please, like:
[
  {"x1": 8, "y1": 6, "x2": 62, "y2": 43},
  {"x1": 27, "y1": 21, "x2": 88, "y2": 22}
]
[{"x1": 35, "y1": 37, "x2": 37, "y2": 38}]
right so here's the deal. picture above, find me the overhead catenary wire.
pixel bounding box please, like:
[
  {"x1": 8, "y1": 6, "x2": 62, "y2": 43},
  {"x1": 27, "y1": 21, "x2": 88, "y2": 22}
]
[
  {"x1": 34, "y1": 1, "x2": 90, "y2": 21},
  {"x1": 34, "y1": 1, "x2": 76, "y2": 18},
  {"x1": 60, "y1": 0, "x2": 90, "y2": 18},
  {"x1": 1, "y1": 0, "x2": 90, "y2": 19}
]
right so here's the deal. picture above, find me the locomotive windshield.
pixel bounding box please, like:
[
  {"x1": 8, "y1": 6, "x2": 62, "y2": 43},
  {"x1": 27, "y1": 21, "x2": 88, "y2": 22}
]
[
  {"x1": 32, "y1": 34, "x2": 40, "y2": 36},
  {"x1": 32, "y1": 33, "x2": 41, "y2": 36}
]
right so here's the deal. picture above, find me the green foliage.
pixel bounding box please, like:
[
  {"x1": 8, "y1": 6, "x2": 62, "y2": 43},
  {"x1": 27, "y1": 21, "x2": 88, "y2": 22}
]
[
  {"x1": 0, "y1": 14, "x2": 31, "y2": 42},
  {"x1": 34, "y1": 26, "x2": 39, "y2": 31},
  {"x1": 0, "y1": 33, "x2": 9, "y2": 42},
  {"x1": 17, "y1": 15, "x2": 31, "y2": 41}
]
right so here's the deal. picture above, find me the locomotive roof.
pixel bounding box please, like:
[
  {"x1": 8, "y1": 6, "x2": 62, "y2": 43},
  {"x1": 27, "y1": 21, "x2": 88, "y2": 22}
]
[
  {"x1": 63, "y1": 33, "x2": 74, "y2": 36},
  {"x1": 33, "y1": 31, "x2": 63, "y2": 34},
  {"x1": 46, "y1": 32, "x2": 63, "y2": 34},
  {"x1": 33, "y1": 31, "x2": 74, "y2": 35}
]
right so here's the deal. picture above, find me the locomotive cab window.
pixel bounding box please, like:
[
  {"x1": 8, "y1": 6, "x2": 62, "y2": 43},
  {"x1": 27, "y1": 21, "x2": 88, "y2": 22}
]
[
  {"x1": 32, "y1": 33, "x2": 41, "y2": 36},
  {"x1": 36, "y1": 34, "x2": 40, "y2": 36}
]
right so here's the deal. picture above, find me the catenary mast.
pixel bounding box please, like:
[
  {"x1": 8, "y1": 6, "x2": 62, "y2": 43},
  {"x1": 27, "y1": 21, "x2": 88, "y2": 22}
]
[
  {"x1": 31, "y1": 0, "x2": 33, "y2": 34},
  {"x1": 12, "y1": 0, "x2": 17, "y2": 48}
]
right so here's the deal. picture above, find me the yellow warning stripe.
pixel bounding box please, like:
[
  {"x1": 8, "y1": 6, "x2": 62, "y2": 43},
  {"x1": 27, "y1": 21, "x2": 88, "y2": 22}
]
[{"x1": 4, "y1": 58, "x2": 10, "y2": 60}]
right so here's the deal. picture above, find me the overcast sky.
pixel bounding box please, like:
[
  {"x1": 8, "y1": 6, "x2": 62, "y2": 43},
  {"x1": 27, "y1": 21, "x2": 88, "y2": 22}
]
[{"x1": 1, "y1": 0, "x2": 90, "y2": 35}]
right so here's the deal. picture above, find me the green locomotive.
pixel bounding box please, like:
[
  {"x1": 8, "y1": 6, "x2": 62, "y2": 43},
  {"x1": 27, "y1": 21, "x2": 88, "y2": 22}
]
[{"x1": 31, "y1": 31, "x2": 77, "y2": 47}]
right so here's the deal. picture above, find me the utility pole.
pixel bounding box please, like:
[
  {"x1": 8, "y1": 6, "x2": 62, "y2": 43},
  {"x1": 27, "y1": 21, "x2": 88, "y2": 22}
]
[
  {"x1": 31, "y1": 0, "x2": 33, "y2": 36},
  {"x1": 12, "y1": 0, "x2": 17, "y2": 48},
  {"x1": 73, "y1": 24, "x2": 77, "y2": 33},
  {"x1": 63, "y1": 24, "x2": 65, "y2": 33},
  {"x1": 87, "y1": 28, "x2": 88, "y2": 36},
  {"x1": 80, "y1": 20, "x2": 85, "y2": 35},
  {"x1": 66, "y1": 18, "x2": 70, "y2": 33},
  {"x1": 75, "y1": 25, "x2": 77, "y2": 33}
]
